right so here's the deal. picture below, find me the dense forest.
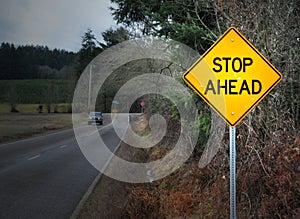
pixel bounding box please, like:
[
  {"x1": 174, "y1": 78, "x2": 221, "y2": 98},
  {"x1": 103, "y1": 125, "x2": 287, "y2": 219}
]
[
  {"x1": 0, "y1": 43, "x2": 76, "y2": 80},
  {"x1": 0, "y1": 26, "x2": 132, "y2": 81}
]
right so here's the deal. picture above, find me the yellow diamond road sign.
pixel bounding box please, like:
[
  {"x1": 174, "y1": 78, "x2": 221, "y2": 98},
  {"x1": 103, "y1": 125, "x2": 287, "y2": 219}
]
[{"x1": 183, "y1": 27, "x2": 282, "y2": 126}]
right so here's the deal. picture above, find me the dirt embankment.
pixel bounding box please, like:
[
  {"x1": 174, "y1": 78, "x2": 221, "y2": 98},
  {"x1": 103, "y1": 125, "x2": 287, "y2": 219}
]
[{"x1": 122, "y1": 128, "x2": 300, "y2": 218}]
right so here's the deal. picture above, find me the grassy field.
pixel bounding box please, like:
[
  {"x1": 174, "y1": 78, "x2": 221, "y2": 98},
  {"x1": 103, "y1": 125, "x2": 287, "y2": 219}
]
[
  {"x1": 0, "y1": 113, "x2": 72, "y2": 143},
  {"x1": 0, "y1": 79, "x2": 74, "y2": 103},
  {"x1": 0, "y1": 103, "x2": 71, "y2": 113}
]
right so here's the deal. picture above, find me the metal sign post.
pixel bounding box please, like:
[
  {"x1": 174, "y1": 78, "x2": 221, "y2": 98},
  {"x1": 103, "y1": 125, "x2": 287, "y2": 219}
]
[{"x1": 229, "y1": 126, "x2": 236, "y2": 219}]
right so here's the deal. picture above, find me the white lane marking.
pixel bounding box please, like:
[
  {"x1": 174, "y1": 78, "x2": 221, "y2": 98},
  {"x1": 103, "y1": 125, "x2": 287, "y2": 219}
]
[
  {"x1": 86, "y1": 130, "x2": 99, "y2": 137},
  {"x1": 27, "y1": 154, "x2": 40, "y2": 161},
  {"x1": 84, "y1": 123, "x2": 113, "y2": 137},
  {"x1": 59, "y1": 145, "x2": 67, "y2": 149}
]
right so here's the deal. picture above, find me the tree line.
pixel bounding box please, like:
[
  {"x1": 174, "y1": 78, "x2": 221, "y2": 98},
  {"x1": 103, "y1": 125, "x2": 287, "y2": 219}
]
[
  {"x1": 0, "y1": 43, "x2": 76, "y2": 80},
  {"x1": 0, "y1": 26, "x2": 132, "y2": 81}
]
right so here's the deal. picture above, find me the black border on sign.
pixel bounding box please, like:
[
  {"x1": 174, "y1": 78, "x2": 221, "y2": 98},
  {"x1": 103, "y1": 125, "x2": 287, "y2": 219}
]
[{"x1": 183, "y1": 27, "x2": 282, "y2": 127}]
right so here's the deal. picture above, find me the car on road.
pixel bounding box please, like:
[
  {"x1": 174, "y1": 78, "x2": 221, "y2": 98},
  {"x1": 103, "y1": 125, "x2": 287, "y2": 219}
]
[{"x1": 88, "y1": 112, "x2": 103, "y2": 125}]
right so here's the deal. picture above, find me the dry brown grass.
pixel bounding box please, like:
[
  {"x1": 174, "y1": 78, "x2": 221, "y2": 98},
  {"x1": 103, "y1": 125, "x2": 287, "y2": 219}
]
[
  {"x1": 0, "y1": 113, "x2": 72, "y2": 143},
  {"x1": 122, "y1": 117, "x2": 300, "y2": 218}
]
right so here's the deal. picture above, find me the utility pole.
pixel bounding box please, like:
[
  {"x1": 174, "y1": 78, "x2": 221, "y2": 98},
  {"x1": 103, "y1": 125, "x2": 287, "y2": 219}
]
[{"x1": 88, "y1": 65, "x2": 92, "y2": 112}]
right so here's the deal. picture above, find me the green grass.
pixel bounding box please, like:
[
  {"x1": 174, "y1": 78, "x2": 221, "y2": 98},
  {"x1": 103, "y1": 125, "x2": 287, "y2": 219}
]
[
  {"x1": 0, "y1": 104, "x2": 10, "y2": 112},
  {"x1": 0, "y1": 79, "x2": 75, "y2": 104}
]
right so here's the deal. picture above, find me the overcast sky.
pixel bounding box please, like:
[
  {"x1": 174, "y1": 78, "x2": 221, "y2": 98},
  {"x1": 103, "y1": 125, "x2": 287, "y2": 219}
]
[{"x1": 0, "y1": 0, "x2": 117, "y2": 52}]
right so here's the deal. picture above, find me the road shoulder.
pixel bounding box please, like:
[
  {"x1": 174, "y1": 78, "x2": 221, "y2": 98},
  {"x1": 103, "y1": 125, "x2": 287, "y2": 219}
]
[{"x1": 72, "y1": 114, "x2": 148, "y2": 219}]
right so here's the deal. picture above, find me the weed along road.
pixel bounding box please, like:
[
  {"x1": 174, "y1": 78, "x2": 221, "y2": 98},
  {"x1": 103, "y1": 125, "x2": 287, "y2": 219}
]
[{"x1": 0, "y1": 114, "x2": 122, "y2": 219}]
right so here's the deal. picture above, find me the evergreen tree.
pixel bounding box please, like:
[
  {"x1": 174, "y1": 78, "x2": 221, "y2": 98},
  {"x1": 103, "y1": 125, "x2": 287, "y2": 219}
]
[
  {"x1": 77, "y1": 29, "x2": 103, "y2": 77},
  {"x1": 110, "y1": 0, "x2": 218, "y2": 52},
  {"x1": 102, "y1": 26, "x2": 131, "y2": 48}
]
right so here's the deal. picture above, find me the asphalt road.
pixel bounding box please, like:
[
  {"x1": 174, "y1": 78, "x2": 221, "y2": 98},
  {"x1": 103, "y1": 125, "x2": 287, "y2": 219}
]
[{"x1": 0, "y1": 115, "x2": 121, "y2": 219}]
